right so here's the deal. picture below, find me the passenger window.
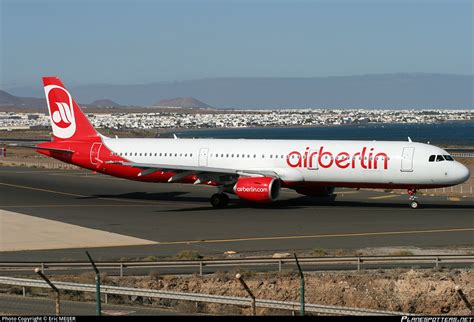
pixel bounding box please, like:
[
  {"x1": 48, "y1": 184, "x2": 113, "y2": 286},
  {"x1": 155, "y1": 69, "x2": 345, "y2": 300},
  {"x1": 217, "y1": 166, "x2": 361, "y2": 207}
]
[
  {"x1": 253, "y1": 154, "x2": 256, "y2": 158},
  {"x1": 429, "y1": 155, "x2": 435, "y2": 162},
  {"x1": 436, "y1": 155, "x2": 444, "y2": 162},
  {"x1": 444, "y1": 155, "x2": 454, "y2": 161},
  {"x1": 190, "y1": 153, "x2": 193, "y2": 157}
]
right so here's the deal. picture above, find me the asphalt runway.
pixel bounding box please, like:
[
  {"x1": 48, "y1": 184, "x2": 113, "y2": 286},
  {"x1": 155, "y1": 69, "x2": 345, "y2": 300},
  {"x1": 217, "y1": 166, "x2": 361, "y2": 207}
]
[{"x1": 0, "y1": 166, "x2": 473, "y2": 261}]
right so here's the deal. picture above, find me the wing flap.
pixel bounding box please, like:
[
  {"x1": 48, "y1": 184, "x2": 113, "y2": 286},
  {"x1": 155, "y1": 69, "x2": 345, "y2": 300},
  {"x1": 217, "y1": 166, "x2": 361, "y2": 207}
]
[{"x1": 106, "y1": 160, "x2": 279, "y2": 178}]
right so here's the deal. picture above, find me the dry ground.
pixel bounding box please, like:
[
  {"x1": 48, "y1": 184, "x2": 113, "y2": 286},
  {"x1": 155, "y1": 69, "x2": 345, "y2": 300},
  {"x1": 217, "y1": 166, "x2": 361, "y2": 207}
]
[{"x1": 22, "y1": 269, "x2": 471, "y2": 315}]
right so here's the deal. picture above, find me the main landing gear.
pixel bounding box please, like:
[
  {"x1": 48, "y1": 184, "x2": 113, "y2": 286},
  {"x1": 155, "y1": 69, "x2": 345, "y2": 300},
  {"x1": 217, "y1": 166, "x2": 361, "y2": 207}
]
[
  {"x1": 408, "y1": 188, "x2": 419, "y2": 209},
  {"x1": 210, "y1": 193, "x2": 229, "y2": 208}
]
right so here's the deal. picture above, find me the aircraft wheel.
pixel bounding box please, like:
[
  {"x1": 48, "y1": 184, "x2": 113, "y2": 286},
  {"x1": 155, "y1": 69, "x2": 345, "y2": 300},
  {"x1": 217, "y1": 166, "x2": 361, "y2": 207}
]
[
  {"x1": 210, "y1": 193, "x2": 229, "y2": 208},
  {"x1": 410, "y1": 200, "x2": 419, "y2": 209}
]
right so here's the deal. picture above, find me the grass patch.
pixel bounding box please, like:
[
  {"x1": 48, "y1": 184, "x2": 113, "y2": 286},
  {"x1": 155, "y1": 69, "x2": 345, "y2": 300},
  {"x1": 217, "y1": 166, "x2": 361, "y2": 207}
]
[
  {"x1": 334, "y1": 249, "x2": 356, "y2": 256},
  {"x1": 388, "y1": 250, "x2": 414, "y2": 256},
  {"x1": 311, "y1": 248, "x2": 327, "y2": 257},
  {"x1": 176, "y1": 250, "x2": 203, "y2": 260}
]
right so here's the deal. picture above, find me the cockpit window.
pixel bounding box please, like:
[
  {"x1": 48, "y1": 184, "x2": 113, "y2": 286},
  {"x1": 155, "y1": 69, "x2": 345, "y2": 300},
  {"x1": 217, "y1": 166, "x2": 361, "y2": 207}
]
[
  {"x1": 443, "y1": 155, "x2": 454, "y2": 161},
  {"x1": 428, "y1": 155, "x2": 435, "y2": 162},
  {"x1": 436, "y1": 155, "x2": 445, "y2": 162}
]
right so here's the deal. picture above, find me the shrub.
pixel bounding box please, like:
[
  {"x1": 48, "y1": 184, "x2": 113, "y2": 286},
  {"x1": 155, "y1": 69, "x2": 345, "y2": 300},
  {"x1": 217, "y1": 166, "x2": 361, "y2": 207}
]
[
  {"x1": 311, "y1": 248, "x2": 327, "y2": 257},
  {"x1": 176, "y1": 250, "x2": 203, "y2": 260},
  {"x1": 389, "y1": 250, "x2": 414, "y2": 256},
  {"x1": 142, "y1": 255, "x2": 157, "y2": 261}
]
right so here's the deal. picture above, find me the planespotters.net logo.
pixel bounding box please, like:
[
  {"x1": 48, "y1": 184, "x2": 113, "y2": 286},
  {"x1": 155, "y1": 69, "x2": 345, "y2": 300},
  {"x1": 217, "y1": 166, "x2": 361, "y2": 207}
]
[
  {"x1": 401, "y1": 317, "x2": 473, "y2": 322},
  {"x1": 44, "y1": 84, "x2": 76, "y2": 138}
]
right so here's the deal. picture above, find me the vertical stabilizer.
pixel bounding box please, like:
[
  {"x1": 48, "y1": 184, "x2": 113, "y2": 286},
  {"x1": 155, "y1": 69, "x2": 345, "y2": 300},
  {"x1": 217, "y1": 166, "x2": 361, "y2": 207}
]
[{"x1": 43, "y1": 77, "x2": 99, "y2": 141}]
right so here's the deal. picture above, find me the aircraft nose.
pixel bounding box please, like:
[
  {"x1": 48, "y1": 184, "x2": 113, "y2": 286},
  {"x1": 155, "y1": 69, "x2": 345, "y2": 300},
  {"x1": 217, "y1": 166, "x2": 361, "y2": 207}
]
[{"x1": 455, "y1": 162, "x2": 470, "y2": 183}]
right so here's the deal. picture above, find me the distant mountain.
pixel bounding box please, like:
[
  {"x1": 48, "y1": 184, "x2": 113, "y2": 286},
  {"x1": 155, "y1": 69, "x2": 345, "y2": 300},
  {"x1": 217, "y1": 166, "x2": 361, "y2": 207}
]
[
  {"x1": 0, "y1": 89, "x2": 22, "y2": 105},
  {"x1": 154, "y1": 97, "x2": 213, "y2": 109},
  {"x1": 0, "y1": 89, "x2": 123, "y2": 110},
  {"x1": 89, "y1": 99, "x2": 121, "y2": 107},
  {"x1": 0, "y1": 89, "x2": 45, "y2": 108},
  {"x1": 6, "y1": 74, "x2": 474, "y2": 109}
]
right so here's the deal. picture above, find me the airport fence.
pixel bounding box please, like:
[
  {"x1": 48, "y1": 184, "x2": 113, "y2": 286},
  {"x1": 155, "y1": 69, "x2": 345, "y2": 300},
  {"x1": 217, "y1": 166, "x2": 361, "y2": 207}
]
[
  {"x1": 451, "y1": 152, "x2": 474, "y2": 158},
  {"x1": 0, "y1": 158, "x2": 78, "y2": 169},
  {"x1": 0, "y1": 276, "x2": 408, "y2": 316},
  {"x1": 423, "y1": 186, "x2": 474, "y2": 195},
  {"x1": 1, "y1": 255, "x2": 473, "y2": 277}
]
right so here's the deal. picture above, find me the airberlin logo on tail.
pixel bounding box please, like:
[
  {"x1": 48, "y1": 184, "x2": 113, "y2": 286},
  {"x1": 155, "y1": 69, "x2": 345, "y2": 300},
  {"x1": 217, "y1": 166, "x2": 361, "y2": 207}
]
[
  {"x1": 287, "y1": 146, "x2": 389, "y2": 170},
  {"x1": 44, "y1": 85, "x2": 76, "y2": 138}
]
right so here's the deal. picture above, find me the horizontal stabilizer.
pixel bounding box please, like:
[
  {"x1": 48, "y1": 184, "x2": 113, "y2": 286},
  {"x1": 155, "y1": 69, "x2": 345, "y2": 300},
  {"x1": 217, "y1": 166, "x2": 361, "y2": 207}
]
[{"x1": 29, "y1": 146, "x2": 74, "y2": 154}]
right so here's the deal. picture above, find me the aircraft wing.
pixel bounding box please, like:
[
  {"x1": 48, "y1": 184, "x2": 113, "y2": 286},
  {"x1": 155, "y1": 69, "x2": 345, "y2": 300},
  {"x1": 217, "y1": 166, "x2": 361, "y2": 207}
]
[{"x1": 105, "y1": 160, "x2": 279, "y2": 181}]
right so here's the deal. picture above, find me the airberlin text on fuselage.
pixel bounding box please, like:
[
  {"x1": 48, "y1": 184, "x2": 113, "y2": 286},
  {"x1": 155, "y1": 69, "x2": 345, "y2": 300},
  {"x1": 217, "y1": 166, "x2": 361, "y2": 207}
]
[{"x1": 287, "y1": 146, "x2": 389, "y2": 170}]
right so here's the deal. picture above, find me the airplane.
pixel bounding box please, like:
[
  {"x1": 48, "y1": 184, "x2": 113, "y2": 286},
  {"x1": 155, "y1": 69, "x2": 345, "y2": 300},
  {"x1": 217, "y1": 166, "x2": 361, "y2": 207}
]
[{"x1": 32, "y1": 76, "x2": 470, "y2": 209}]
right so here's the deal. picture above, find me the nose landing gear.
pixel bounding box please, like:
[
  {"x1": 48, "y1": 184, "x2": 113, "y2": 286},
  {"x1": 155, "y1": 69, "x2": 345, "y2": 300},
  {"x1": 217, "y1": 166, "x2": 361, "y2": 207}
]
[{"x1": 408, "y1": 189, "x2": 419, "y2": 209}]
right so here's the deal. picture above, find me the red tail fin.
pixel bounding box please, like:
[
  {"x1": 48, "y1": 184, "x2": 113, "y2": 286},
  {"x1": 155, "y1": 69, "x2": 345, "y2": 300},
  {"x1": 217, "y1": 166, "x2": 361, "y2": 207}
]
[{"x1": 43, "y1": 77, "x2": 99, "y2": 141}]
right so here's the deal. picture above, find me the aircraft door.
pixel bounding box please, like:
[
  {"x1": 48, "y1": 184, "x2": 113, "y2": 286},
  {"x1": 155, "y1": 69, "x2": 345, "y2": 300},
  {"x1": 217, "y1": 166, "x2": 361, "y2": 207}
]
[
  {"x1": 90, "y1": 142, "x2": 103, "y2": 165},
  {"x1": 198, "y1": 148, "x2": 209, "y2": 166},
  {"x1": 401, "y1": 147, "x2": 415, "y2": 172}
]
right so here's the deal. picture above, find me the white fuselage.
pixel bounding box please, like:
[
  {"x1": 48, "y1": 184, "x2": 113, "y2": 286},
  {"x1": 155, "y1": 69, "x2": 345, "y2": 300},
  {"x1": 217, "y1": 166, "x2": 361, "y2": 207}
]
[{"x1": 103, "y1": 137, "x2": 470, "y2": 188}]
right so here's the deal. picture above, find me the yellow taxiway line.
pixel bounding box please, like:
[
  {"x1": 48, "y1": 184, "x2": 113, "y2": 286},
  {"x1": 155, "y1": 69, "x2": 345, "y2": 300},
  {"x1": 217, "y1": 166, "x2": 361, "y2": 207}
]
[
  {"x1": 0, "y1": 182, "x2": 205, "y2": 207},
  {"x1": 369, "y1": 194, "x2": 400, "y2": 200},
  {"x1": 156, "y1": 227, "x2": 474, "y2": 245},
  {"x1": 0, "y1": 182, "x2": 86, "y2": 198}
]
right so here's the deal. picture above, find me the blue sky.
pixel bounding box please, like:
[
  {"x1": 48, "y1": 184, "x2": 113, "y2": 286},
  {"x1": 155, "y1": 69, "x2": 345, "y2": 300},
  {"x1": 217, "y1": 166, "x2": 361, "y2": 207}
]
[{"x1": 1, "y1": 0, "x2": 472, "y2": 87}]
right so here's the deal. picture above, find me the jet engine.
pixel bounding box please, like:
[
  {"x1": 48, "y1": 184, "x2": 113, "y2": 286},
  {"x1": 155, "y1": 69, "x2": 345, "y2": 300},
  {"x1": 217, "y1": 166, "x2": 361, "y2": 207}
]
[{"x1": 233, "y1": 177, "x2": 281, "y2": 202}]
